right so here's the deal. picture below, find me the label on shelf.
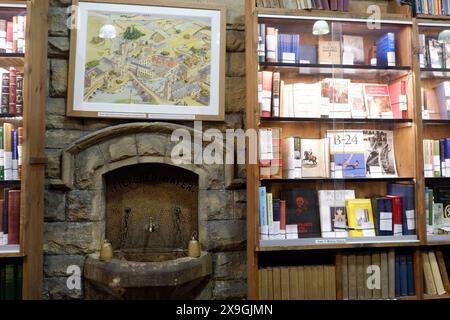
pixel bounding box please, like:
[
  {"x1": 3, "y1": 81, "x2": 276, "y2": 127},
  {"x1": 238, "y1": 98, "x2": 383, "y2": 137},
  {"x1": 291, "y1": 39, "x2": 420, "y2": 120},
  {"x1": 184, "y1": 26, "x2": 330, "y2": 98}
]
[{"x1": 315, "y1": 239, "x2": 347, "y2": 244}]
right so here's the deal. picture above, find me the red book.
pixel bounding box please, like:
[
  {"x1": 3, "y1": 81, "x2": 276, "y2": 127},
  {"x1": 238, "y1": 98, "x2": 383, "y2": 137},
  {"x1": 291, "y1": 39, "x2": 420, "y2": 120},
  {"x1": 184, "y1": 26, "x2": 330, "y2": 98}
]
[
  {"x1": 8, "y1": 67, "x2": 16, "y2": 114},
  {"x1": 386, "y1": 195, "x2": 403, "y2": 236},
  {"x1": 388, "y1": 80, "x2": 407, "y2": 119},
  {"x1": 7, "y1": 190, "x2": 20, "y2": 245},
  {"x1": 261, "y1": 71, "x2": 273, "y2": 117},
  {"x1": 280, "y1": 200, "x2": 286, "y2": 238},
  {"x1": 6, "y1": 21, "x2": 12, "y2": 52}
]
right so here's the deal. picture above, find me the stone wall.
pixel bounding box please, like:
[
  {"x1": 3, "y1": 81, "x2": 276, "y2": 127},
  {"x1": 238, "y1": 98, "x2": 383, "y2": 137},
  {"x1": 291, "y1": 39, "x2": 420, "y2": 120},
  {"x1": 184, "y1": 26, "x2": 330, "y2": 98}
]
[{"x1": 44, "y1": 0, "x2": 247, "y2": 299}]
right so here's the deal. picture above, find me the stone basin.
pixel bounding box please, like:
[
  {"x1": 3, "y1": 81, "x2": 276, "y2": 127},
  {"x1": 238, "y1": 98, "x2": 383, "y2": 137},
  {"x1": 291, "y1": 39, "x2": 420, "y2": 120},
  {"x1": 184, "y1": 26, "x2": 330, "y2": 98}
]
[{"x1": 84, "y1": 249, "x2": 212, "y2": 300}]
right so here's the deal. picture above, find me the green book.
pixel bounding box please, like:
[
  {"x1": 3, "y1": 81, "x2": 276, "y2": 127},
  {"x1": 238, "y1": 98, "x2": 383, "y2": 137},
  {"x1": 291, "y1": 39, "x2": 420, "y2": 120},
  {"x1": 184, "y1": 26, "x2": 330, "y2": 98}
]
[
  {"x1": 15, "y1": 263, "x2": 22, "y2": 300},
  {"x1": 429, "y1": 189, "x2": 434, "y2": 226},
  {"x1": 4, "y1": 264, "x2": 14, "y2": 300},
  {"x1": 0, "y1": 127, "x2": 4, "y2": 181}
]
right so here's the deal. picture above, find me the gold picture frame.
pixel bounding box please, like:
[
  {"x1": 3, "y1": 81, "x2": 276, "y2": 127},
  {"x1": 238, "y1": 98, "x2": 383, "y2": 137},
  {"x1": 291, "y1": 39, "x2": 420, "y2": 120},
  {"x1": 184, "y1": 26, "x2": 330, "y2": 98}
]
[{"x1": 67, "y1": 0, "x2": 226, "y2": 120}]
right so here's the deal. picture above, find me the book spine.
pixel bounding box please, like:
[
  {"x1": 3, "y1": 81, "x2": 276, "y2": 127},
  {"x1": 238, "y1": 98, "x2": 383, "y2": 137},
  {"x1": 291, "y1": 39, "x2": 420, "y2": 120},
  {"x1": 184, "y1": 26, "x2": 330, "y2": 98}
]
[
  {"x1": 280, "y1": 200, "x2": 286, "y2": 239},
  {"x1": 11, "y1": 129, "x2": 17, "y2": 181},
  {"x1": 259, "y1": 186, "x2": 268, "y2": 240},
  {"x1": 271, "y1": 199, "x2": 281, "y2": 239},
  {"x1": 272, "y1": 72, "x2": 280, "y2": 117},
  {"x1": 7, "y1": 190, "x2": 20, "y2": 245},
  {"x1": 406, "y1": 255, "x2": 415, "y2": 296},
  {"x1": 433, "y1": 139, "x2": 441, "y2": 177},
  {"x1": 1, "y1": 72, "x2": 9, "y2": 115},
  {"x1": 440, "y1": 139, "x2": 446, "y2": 177},
  {"x1": 5, "y1": 22, "x2": 12, "y2": 53},
  {"x1": 12, "y1": 16, "x2": 17, "y2": 53},
  {"x1": 15, "y1": 72, "x2": 23, "y2": 116},
  {"x1": 258, "y1": 24, "x2": 266, "y2": 63},
  {"x1": 266, "y1": 27, "x2": 277, "y2": 63},
  {"x1": 17, "y1": 127, "x2": 22, "y2": 180},
  {"x1": 0, "y1": 20, "x2": 6, "y2": 53},
  {"x1": 399, "y1": 255, "x2": 408, "y2": 296},
  {"x1": 261, "y1": 71, "x2": 273, "y2": 117},
  {"x1": 3, "y1": 123, "x2": 12, "y2": 181},
  {"x1": 0, "y1": 127, "x2": 3, "y2": 181},
  {"x1": 3, "y1": 188, "x2": 9, "y2": 245},
  {"x1": 445, "y1": 138, "x2": 450, "y2": 176},
  {"x1": 8, "y1": 68, "x2": 16, "y2": 115}
]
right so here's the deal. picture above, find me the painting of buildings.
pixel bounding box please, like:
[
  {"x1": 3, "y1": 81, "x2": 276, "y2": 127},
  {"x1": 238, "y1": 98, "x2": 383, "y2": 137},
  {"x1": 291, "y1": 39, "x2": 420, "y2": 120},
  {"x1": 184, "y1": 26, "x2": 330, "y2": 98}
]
[{"x1": 83, "y1": 10, "x2": 212, "y2": 107}]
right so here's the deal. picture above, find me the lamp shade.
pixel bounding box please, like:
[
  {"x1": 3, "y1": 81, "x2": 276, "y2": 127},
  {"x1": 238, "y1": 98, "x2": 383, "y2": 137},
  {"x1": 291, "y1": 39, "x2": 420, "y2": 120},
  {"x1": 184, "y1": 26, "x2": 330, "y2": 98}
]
[
  {"x1": 99, "y1": 24, "x2": 117, "y2": 39},
  {"x1": 438, "y1": 29, "x2": 450, "y2": 43},
  {"x1": 312, "y1": 20, "x2": 329, "y2": 36}
]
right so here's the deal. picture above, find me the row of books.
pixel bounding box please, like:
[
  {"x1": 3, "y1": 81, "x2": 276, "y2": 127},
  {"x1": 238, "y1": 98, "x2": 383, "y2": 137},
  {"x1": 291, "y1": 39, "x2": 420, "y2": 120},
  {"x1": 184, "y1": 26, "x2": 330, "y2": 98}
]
[
  {"x1": 0, "y1": 263, "x2": 21, "y2": 300},
  {"x1": 256, "y1": 0, "x2": 350, "y2": 11},
  {"x1": 423, "y1": 138, "x2": 450, "y2": 178},
  {"x1": 258, "y1": 25, "x2": 396, "y2": 67},
  {"x1": 425, "y1": 185, "x2": 450, "y2": 234},
  {"x1": 342, "y1": 250, "x2": 415, "y2": 299},
  {"x1": 421, "y1": 82, "x2": 450, "y2": 120},
  {"x1": 0, "y1": 189, "x2": 20, "y2": 246},
  {"x1": 258, "y1": 184, "x2": 416, "y2": 240},
  {"x1": 0, "y1": 124, "x2": 22, "y2": 181},
  {"x1": 1, "y1": 68, "x2": 23, "y2": 116},
  {"x1": 259, "y1": 129, "x2": 398, "y2": 179},
  {"x1": 422, "y1": 249, "x2": 449, "y2": 296},
  {"x1": 259, "y1": 73, "x2": 408, "y2": 119},
  {"x1": 419, "y1": 35, "x2": 450, "y2": 69},
  {"x1": 258, "y1": 265, "x2": 336, "y2": 300},
  {"x1": 415, "y1": 0, "x2": 450, "y2": 16},
  {"x1": 0, "y1": 16, "x2": 25, "y2": 54}
]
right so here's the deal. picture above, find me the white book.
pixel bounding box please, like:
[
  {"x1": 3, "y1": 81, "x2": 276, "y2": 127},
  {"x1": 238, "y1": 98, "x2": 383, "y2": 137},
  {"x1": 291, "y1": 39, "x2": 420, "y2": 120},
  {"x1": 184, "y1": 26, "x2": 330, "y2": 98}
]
[
  {"x1": 293, "y1": 82, "x2": 321, "y2": 118},
  {"x1": 318, "y1": 190, "x2": 355, "y2": 238},
  {"x1": 301, "y1": 138, "x2": 330, "y2": 178}
]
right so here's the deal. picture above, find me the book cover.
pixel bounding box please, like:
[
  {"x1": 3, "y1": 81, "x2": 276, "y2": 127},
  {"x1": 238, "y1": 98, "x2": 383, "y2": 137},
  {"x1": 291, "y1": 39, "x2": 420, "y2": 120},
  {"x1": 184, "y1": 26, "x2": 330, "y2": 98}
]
[
  {"x1": 327, "y1": 130, "x2": 365, "y2": 178},
  {"x1": 265, "y1": 27, "x2": 277, "y2": 62},
  {"x1": 434, "y1": 81, "x2": 450, "y2": 119},
  {"x1": 385, "y1": 195, "x2": 403, "y2": 236},
  {"x1": 422, "y1": 251, "x2": 437, "y2": 295},
  {"x1": 376, "y1": 33, "x2": 396, "y2": 67},
  {"x1": 433, "y1": 185, "x2": 450, "y2": 226},
  {"x1": 342, "y1": 35, "x2": 364, "y2": 65},
  {"x1": 7, "y1": 190, "x2": 19, "y2": 245},
  {"x1": 299, "y1": 44, "x2": 317, "y2": 64},
  {"x1": 292, "y1": 82, "x2": 322, "y2": 118},
  {"x1": 428, "y1": 251, "x2": 446, "y2": 295},
  {"x1": 318, "y1": 189, "x2": 355, "y2": 238},
  {"x1": 282, "y1": 136, "x2": 301, "y2": 179},
  {"x1": 346, "y1": 198, "x2": 376, "y2": 237},
  {"x1": 387, "y1": 183, "x2": 416, "y2": 235},
  {"x1": 363, "y1": 84, "x2": 393, "y2": 118},
  {"x1": 259, "y1": 186, "x2": 269, "y2": 240},
  {"x1": 375, "y1": 197, "x2": 393, "y2": 236},
  {"x1": 318, "y1": 39, "x2": 341, "y2": 64},
  {"x1": 388, "y1": 80, "x2": 407, "y2": 119},
  {"x1": 321, "y1": 78, "x2": 350, "y2": 115},
  {"x1": 334, "y1": 153, "x2": 365, "y2": 177},
  {"x1": 429, "y1": 38, "x2": 444, "y2": 68},
  {"x1": 280, "y1": 189, "x2": 321, "y2": 238},
  {"x1": 363, "y1": 130, "x2": 398, "y2": 177},
  {"x1": 349, "y1": 83, "x2": 367, "y2": 118},
  {"x1": 300, "y1": 138, "x2": 329, "y2": 178}
]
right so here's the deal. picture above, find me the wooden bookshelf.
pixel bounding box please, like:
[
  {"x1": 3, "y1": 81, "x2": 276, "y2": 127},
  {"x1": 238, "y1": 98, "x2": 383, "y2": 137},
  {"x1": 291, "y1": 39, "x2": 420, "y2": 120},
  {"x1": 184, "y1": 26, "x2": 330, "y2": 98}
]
[
  {"x1": 0, "y1": 0, "x2": 48, "y2": 300},
  {"x1": 245, "y1": 0, "x2": 448, "y2": 300}
]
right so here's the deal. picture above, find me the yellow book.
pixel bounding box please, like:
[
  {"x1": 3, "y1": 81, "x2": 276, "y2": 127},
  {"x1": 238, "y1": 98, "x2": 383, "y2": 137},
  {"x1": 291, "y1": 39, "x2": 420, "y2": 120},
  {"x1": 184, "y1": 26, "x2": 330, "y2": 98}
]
[{"x1": 346, "y1": 199, "x2": 376, "y2": 237}]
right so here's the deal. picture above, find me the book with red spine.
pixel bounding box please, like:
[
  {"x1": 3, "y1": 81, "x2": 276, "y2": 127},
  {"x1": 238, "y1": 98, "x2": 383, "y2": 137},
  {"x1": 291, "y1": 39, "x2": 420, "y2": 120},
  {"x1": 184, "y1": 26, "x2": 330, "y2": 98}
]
[
  {"x1": 388, "y1": 80, "x2": 407, "y2": 119},
  {"x1": 8, "y1": 67, "x2": 16, "y2": 115},
  {"x1": 280, "y1": 200, "x2": 286, "y2": 239},
  {"x1": 6, "y1": 21, "x2": 13, "y2": 53},
  {"x1": 261, "y1": 71, "x2": 273, "y2": 117},
  {"x1": 386, "y1": 195, "x2": 403, "y2": 236},
  {"x1": 7, "y1": 190, "x2": 20, "y2": 245}
]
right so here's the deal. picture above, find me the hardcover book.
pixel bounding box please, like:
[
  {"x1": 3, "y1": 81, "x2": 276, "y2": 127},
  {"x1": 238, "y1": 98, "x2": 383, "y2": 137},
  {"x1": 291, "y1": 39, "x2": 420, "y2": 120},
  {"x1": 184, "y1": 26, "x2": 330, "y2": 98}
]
[
  {"x1": 363, "y1": 84, "x2": 393, "y2": 118},
  {"x1": 387, "y1": 183, "x2": 416, "y2": 235},
  {"x1": 376, "y1": 33, "x2": 396, "y2": 67},
  {"x1": 318, "y1": 189, "x2": 355, "y2": 238},
  {"x1": 299, "y1": 44, "x2": 317, "y2": 64},
  {"x1": 428, "y1": 38, "x2": 444, "y2": 68},
  {"x1": 318, "y1": 40, "x2": 341, "y2": 65},
  {"x1": 346, "y1": 198, "x2": 376, "y2": 237},
  {"x1": 280, "y1": 189, "x2": 321, "y2": 238},
  {"x1": 363, "y1": 130, "x2": 397, "y2": 177},
  {"x1": 349, "y1": 83, "x2": 367, "y2": 118},
  {"x1": 300, "y1": 138, "x2": 330, "y2": 178},
  {"x1": 342, "y1": 35, "x2": 364, "y2": 65},
  {"x1": 327, "y1": 130, "x2": 365, "y2": 178}
]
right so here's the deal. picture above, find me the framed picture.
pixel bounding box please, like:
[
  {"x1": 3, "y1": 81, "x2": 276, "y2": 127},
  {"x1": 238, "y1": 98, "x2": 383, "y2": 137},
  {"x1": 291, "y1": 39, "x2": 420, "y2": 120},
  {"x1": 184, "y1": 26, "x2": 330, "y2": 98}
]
[{"x1": 67, "y1": 0, "x2": 226, "y2": 120}]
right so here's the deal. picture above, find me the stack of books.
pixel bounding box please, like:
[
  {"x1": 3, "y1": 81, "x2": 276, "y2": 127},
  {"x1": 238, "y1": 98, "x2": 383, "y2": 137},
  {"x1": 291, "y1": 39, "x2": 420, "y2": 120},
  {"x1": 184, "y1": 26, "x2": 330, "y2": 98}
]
[
  {"x1": 0, "y1": 262, "x2": 22, "y2": 300},
  {"x1": 422, "y1": 81, "x2": 450, "y2": 120},
  {"x1": 0, "y1": 123, "x2": 22, "y2": 181},
  {"x1": 0, "y1": 189, "x2": 21, "y2": 246},
  {"x1": 422, "y1": 249, "x2": 449, "y2": 296},
  {"x1": 0, "y1": 67, "x2": 24, "y2": 116},
  {"x1": 258, "y1": 264, "x2": 336, "y2": 300},
  {"x1": 258, "y1": 183, "x2": 416, "y2": 241},
  {"x1": 425, "y1": 185, "x2": 450, "y2": 235},
  {"x1": 259, "y1": 129, "x2": 399, "y2": 180},
  {"x1": 415, "y1": 1, "x2": 450, "y2": 16},
  {"x1": 256, "y1": 0, "x2": 350, "y2": 11},
  {"x1": 258, "y1": 74, "x2": 408, "y2": 119},
  {"x1": 423, "y1": 138, "x2": 450, "y2": 178},
  {"x1": 341, "y1": 250, "x2": 415, "y2": 299},
  {"x1": 0, "y1": 16, "x2": 26, "y2": 54}
]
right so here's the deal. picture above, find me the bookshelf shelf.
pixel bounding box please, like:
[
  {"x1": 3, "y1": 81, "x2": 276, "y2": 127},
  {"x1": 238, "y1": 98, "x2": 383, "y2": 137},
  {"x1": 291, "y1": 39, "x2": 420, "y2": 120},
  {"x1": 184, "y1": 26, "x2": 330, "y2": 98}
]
[
  {"x1": 0, "y1": 244, "x2": 20, "y2": 256},
  {"x1": 420, "y1": 68, "x2": 450, "y2": 79},
  {"x1": 426, "y1": 234, "x2": 450, "y2": 244},
  {"x1": 260, "y1": 62, "x2": 411, "y2": 81},
  {"x1": 261, "y1": 177, "x2": 415, "y2": 183},
  {"x1": 424, "y1": 177, "x2": 450, "y2": 181},
  {"x1": 260, "y1": 117, "x2": 414, "y2": 124},
  {"x1": 422, "y1": 119, "x2": 450, "y2": 125},
  {"x1": 0, "y1": 53, "x2": 24, "y2": 69},
  {"x1": 423, "y1": 294, "x2": 450, "y2": 300},
  {"x1": 416, "y1": 14, "x2": 450, "y2": 20},
  {"x1": 258, "y1": 236, "x2": 420, "y2": 251}
]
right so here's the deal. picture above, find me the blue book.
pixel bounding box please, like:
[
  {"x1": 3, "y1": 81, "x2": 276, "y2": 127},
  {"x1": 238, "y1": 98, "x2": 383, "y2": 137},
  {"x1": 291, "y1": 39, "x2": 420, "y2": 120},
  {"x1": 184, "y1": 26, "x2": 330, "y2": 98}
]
[
  {"x1": 292, "y1": 34, "x2": 300, "y2": 63},
  {"x1": 376, "y1": 33, "x2": 396, "y2": 67},
  {"x1": 399, "y1": 255, "x2": 408, "y2": 296},
  {"x1": 334, "y1": 153, "x2": 365, "y2": 177},
  {"x1": 414, "y1": 0, "x2": 421, "y2": 14},
  {"x1": 430, "y1": 0, "x2": 434, "y2": 15},
  {"x1": 273, "y1": 199, "x2": 280, "y2": 225},
  {"x1": 376, "y1": 197, "x2": 393, "y2": 236},
  {"x1": 299, "y1": 44, "x2": 317, "y2": 64},
  {"x1": 395, "y1": 254, "x2": 400, "y2": 297},
  {"x1": 406, "y1": 255, "x2": 415, "y2": 296},
  {"x1": 258, "y1": 186, "x2": 268, "y2": 236},
  {"x1": 387, "y1": 183, "x2": 416, "y2": 235},
  {"x1": 440, "y1": 139, "x2": 446, "y2": 176},
  {"x1": 445, "y1": 138, "x2": 450, "y2": 176}
]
